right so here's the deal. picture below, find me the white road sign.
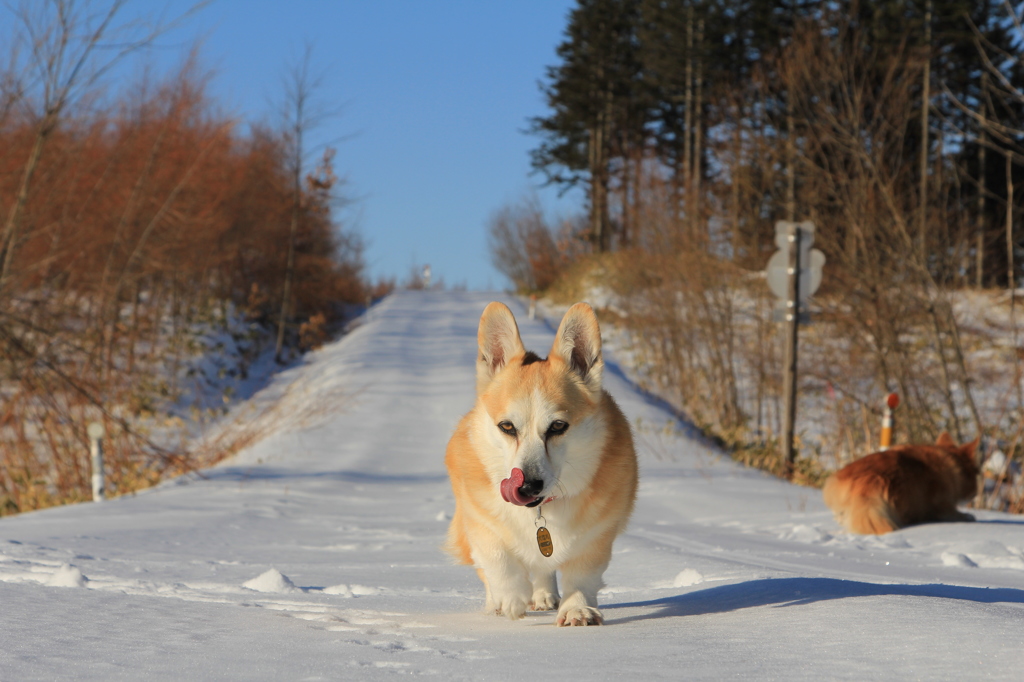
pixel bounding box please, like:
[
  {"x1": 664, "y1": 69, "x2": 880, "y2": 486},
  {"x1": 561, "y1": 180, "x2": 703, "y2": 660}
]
[{"x1": 766, "y1": 221, "x2": 825, "y2": 303}]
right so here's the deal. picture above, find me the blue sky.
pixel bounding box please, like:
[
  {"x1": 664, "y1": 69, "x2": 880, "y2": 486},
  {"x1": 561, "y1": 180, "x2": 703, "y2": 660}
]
[{"x1": 129, "y1": 0, "x2": 584, "y2": 290}]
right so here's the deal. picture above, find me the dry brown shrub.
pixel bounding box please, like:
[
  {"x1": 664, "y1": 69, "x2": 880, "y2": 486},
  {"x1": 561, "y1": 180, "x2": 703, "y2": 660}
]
[
  {"x1": 0, "y1": 49, "x2": 366, "y2": 515},
  {"x1": 299, "y1": 313, "x2": 328, "y2": 351},
  {"x1": 488, "y1": 194, "x2": 589, "y2": 293}
]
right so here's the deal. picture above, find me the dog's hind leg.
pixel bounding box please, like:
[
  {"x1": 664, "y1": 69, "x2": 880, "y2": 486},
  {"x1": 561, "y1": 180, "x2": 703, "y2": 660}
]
[
  {"x1": 847, "y1": 498, "x2": 901, "y2": 535},
  {"x1": 476, "y1": 568, "x2": 493, "y2": 612},
  {"x1": 529, "y1": 570, "x2": 559, "y2": 611}
]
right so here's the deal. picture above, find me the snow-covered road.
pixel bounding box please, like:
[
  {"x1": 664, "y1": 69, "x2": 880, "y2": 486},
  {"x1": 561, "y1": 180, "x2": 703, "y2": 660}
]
[{"x1": 2, "y1": 290, "x2": 1023, "y2": 680}]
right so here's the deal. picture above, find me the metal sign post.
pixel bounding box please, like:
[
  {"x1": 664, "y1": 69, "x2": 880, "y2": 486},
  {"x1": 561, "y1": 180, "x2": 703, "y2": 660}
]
[
  {"x1": 767, "y1": 221, "x2": 825, "y2": 478},
  {"x1": 781, "y1": 227, "x2": 802, "y2": 477}
]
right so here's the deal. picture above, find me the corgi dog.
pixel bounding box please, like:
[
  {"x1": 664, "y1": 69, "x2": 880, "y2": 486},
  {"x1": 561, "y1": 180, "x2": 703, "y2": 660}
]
[
  {"x1": 823, "y1": 433, "x2": 980, "y2": 535},
  {"x1": 444, "y1": 302, "x2": 638, "y2": 626}
]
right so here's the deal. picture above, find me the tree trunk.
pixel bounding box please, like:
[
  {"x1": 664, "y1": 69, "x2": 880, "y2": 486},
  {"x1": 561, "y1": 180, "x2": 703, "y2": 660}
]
[
  {"x1": 683, "y1": 5, "x2": 693, "y2": 237},
  {"x1": 588, "y1": 117, "x2": 609, "y2": 252},
  {"x1": 275, "y1": 198, "x2": 299, "y2": 362},
  {"x1": 977, "y1": 72, "x2": 988, "y2": 289},
  {"x1": 731, "y1": 103, "x2": 742, "y2": 260},
  {"x1": 786, "y1": 96, "x2": 796, "y2": 222},
  {"x1": 0, "y1": 115, "x2": 55, "y2": 292},
  {"x1": 918, "y1": 0, "x2": 932, "y2": 258},
  {"x1": 694, "y1": 17, "x2": 704, "y2": 243},
  {"x1": 1008, "y1": 152, "x2": 1014, "y2": 296}
]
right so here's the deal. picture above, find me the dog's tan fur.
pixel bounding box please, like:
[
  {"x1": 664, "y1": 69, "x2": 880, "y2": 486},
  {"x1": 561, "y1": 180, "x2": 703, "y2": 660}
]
[
  {"x1": 823, "y1": 433, "x2": 979, "y2": 535},
  {"x1": 444, "y1": 302, "x2": 637, "y2": 626}
]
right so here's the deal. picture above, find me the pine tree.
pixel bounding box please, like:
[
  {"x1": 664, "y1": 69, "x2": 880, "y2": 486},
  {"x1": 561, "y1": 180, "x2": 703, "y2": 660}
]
[{"x1": 530, "y1": 0, "x2": 646, "y2": 252}]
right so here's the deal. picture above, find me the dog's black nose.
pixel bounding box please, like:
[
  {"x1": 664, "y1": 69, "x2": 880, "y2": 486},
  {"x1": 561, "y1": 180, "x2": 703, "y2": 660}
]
[{"x1": 518, "y1": 479, "x2": 544, "y2": 498}]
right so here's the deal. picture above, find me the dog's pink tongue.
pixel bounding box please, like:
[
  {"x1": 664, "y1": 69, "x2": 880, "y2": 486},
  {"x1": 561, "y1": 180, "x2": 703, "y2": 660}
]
[{"x1": 500, "y1": 468, "x2": 528, "y2": 505}]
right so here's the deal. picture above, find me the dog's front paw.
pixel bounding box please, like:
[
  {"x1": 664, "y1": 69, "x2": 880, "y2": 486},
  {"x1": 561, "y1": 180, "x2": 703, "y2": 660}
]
[
  {"x1": 529, "y1": 589, "x2": 560, "y2": 612},
  {"x1": 556, "y1": 605, "x2": 603, "y2": 626},
  {"x1": 492, "y1": 594, "x2": 528, "y2": 620}
]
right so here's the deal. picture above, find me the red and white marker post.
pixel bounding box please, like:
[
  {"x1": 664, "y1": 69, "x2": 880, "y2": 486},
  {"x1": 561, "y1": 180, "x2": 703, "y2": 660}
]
[{"x1": 880, "y1": 392, "x2": 899, "y2": 451}]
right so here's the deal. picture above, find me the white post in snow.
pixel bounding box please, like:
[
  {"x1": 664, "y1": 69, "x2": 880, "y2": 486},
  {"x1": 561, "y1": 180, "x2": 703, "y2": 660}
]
[
  {"x1": 528, "y1": 294, "x2": 537, "y2": 320},
  {"x1": 88, "y1": 422, "x2": 105, "y2": 502}
]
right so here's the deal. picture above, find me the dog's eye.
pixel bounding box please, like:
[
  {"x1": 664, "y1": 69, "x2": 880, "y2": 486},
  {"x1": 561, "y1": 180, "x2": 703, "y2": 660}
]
[
  {"x1": 498, "y1": 421, "x2": 517, "y2": 437},
  {"x1": 547, "y1": 420, "x2": 569, "y2": 436}
]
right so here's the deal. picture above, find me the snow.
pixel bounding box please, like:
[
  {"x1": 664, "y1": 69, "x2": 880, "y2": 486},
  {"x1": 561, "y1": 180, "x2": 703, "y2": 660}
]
[
  {"x1": 46, "y1": 564, "x2": 87, "y2": 588},
  {"x1": 2, "y1": 290, "x2": 1023, "y2": 680},
  {"x1": 242, "y1": 569, "x2": 300, "y2": 594}
]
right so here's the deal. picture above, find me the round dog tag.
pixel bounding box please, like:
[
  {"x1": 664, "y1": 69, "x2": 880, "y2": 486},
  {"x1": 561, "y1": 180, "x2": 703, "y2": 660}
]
[{"x1": 536, "y1": 526, "x2": 553, "y2": 557}]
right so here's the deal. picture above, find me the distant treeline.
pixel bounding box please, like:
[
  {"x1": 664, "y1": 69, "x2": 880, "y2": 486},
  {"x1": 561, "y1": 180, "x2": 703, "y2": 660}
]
[
  {"x1": 527, "y1": 0, "x2": 1024, "y2": 286},
  {"x1": 0, "y1": 64, "x2": 366, "y2": 342}
]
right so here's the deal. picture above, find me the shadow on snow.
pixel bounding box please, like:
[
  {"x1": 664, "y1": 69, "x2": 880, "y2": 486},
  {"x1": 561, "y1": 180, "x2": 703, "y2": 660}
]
[
  {"x1": 205, "y1": 466, "x2": 449, "y2": 485},
  {"x1": 602, "y1": 577, "x2": 1024, "y2": 624}
]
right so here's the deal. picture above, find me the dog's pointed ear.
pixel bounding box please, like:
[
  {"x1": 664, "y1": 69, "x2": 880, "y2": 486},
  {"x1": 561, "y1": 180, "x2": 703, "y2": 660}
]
[
  {"x1": 476, "y1": 302, "x2": 525, "y2": 393},
  {"x1": 550, "y1": 302, "x2": 603, "y2": 393},
  {"x1": 936, "y1": 431, "x2": 956, "y2": 448},
  {"x1": 962, "y1": 436, "x2": 981, "y2": 459}
]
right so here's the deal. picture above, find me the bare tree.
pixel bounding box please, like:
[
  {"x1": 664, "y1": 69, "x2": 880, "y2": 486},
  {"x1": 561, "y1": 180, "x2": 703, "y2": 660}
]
[
  {"x1": 487, "y1": 194, "x2": 587, "y2": 293},
  {"x1": 918, "y1": 0, "x2": 933, "y2": 258},
  {"x1": 274, "y1": 43, "x2": 335, "y2": 363},
  {"x1": 0, "y1": 0, "x2": 208, "y2": 294}
]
